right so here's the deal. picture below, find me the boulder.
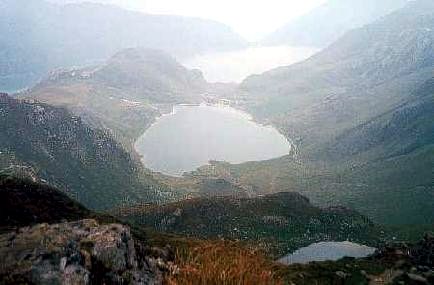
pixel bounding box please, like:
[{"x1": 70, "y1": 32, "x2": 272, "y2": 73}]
[{"x1": 0, "y1": 219, "x2": 169, "y2": 284}]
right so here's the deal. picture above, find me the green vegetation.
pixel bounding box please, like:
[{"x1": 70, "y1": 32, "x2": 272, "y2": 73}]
[
  {"x1": 0, "y1": 94, "x2": 176, "y2": 210},
  {"x1": 117, "y1": 192, "x2": 382, "y2": 257},
  {"x1": 0, "y1": 174, "x2": 90, "y2": 232},
  {"x1": 21, "y1": 48, "x2": 208, "y2": 146},
  {"x1": 1, "y1": 176, "x2": 432, "y2": 285},
  {"x1": 1, "y1": 1, "x2": 433, "y2": 284},
  {"x1": 201, "y1": 1, "x2": 434, "y2": 225}
]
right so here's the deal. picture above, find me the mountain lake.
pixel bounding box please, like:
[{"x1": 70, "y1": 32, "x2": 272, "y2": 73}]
[
  {"x1": 135, "y1": 104, "x2": 291, "y2": 176},
  {"x1": 278, "y1": 241, "x2": 377, "y2": 265}
]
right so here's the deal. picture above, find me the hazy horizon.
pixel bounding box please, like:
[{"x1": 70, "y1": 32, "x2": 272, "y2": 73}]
[
  {"x1": 1, "y1": 0, "x2": 433, "y2": 283},
  {"x1": 48, "y1": 0, "x2": 327, "y2": 41}
]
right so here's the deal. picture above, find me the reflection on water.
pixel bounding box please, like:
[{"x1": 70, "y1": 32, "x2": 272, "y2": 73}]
[
  {"x1": 182, "y1": 45, "x2": 318, "y2": 83},
  {"x1": 135, "y1": 104, "x2": 291, "y2": 176},
  {"x1": 278, "y1": 241, "x2": 377, "y2": 265}
]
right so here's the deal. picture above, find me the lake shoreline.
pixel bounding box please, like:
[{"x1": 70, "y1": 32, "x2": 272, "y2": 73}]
[
  {"x1": 133, "y1": 102, "x2": 292, "y2": 177},
  {"x1": 278, "y1": 241, "x2": 377, "y2": 265}
]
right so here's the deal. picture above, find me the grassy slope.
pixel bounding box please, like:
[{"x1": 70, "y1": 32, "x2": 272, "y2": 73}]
[
  {"x1": 0, "y1": 175, "x2": 278, "y2": 284},
  {"x1": 21, "y1": 48, "x2": 208, "y2": 146},
  {"x1": 117, "y1": 192, "x2": 382, "y2": 257},
  {"x1": 0, "y1": 174, "x2": 90, "y2": 232},
  {"x1": 1, "y1": 175, "x2": 431, "y2": 285},
  {"x1": 242, "y1": 1, "x2": 434, "y2": 151},
  {"x1": 196, "y1": 1, "x2": 434, "y2": 225},
  {"x1": 0, "y1": 94, "x2": 175, "y2": 210},
  {"x1": 188, "y1": 137, "x2": 434, "y2": 225}
]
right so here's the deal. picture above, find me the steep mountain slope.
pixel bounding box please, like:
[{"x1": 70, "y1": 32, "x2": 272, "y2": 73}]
[
  {"x1": 318, "y1": 77, "x2": 434, "y2": 224},
  {"x1": 263, "y1": 0, "x2": 408, "y2": 47},
  {"x1": 202, "y1": 0, "x2": 434, "y2": 224},
  {"x1": 242, "y1": 0, "x2": 434, "y2": 152},
  {"x1": 20, "y1": 48, "x2": 208, "y2": 144},
  {"x1": 0, "y1": 176, "x2": 432, "y2": 285},
  {"x1": 118, "y1": 192, "x2": 381, "y2": 256},
  {"x1": 0, "y1": 94, "x2": 171, "y2": 210},
  {"x1": 0, "y1": 0, "x2": 246, "y2": 92},
  {"x1": 323, "y1": 78, "x2": 434, "y2": 162},
  {"x1": 0, "y1": 174, "x2": 91, "y2": 232}
]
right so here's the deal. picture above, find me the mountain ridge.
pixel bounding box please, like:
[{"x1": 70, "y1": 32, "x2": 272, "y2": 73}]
[
  {"x1": 20, "y1": 48, "x2": 209, "y2": 146},
  {"x1": 0, "y1": 0, "x2": 247, "y2": 92},
  {"x1": 118, "y1": 191, "x2": 381, "y2": 256},
  {"x1": 262, "y1": 0, "x2": 408, "y2": 48},
  {"x1": 241, "y1": 0, "x2": 434, "y2": 152},
  {"x1": 198, "y1": 0, "x2": 434, "y2": 224},
  {"x1": 0, "y1": 93, "x2": 175, "y2": 210}
]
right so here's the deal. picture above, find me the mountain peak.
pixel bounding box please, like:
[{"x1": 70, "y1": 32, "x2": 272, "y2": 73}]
[{"x1": 262, "y1": 0, "x2": 408, "y2": 47}]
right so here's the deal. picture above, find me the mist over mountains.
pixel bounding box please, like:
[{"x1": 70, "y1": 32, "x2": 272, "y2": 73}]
[
  {"x1": 19, "y1": 48, "x2": 209, "y2": 147},
  {"x1": 0, "y1": 0, "x2": 246, "y2": 92},
  {"x1": 243, "y1": 0, "x2": 434, "y2": 148},
  {"x1": 227, "y1": 0, "x2": 434, "y2": 224},
  {"x1": 263, "y1": 0, "x2": 409, "y2": 47},
  {"x1": 0, "y1": 0, "x2": 433, "y2": 283}
]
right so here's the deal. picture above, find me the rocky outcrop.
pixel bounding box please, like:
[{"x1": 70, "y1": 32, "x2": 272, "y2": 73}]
[
  {"x1": 366, "y1": 234, "x2": 434, "y2": 285},
  {"x1": 0, "y1": 94, "x2": 169, "y2": 210},
  {"x1": 0, "y1": 219, "x2": 174, "y2": 284}
]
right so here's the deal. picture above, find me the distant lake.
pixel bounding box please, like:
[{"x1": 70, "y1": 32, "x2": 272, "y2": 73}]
[
  {"x1": 278, "y1": 241, "x2": 376, "y2": 265},
  {"x1": 182, "y1": 46, "x2": 318, "y2": 83},
  {"x1": 135, "y1": 104, "x2": 291, "y2": 176}
]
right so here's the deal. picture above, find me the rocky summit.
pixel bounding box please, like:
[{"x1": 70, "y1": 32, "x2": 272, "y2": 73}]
[{"x1": 0, "y1": 219, "x2": 174, "y2": 285}]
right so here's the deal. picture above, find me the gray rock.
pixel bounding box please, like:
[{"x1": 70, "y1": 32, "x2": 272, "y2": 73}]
[
  {"x1": 406, "y1": 273, "x2": 429, "y2": 284},
  {"x1": 335, "y1": 271, "x2": 349, "y2": 279},
  {"x1": 0, "y1": 219, "x2": 168, "y2": 284}
]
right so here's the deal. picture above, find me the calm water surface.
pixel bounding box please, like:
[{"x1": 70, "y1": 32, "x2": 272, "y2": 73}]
[
  {"x1": 182, "y1": 46, "x2": 318, "y2": 83},
  {"x1": 135, "y1": 104, "x2": 291, "y2": 176},
  {"x1": 278, "y1": 241, "x2": 377, "y2": 265}
]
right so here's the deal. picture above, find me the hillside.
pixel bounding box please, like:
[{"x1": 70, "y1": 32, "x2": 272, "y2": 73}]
[
  {"x1": 0, "y1": 176, "x2": 432, "y2": 284},
  {"x1": 262, "y1": 0, "x2": 408, "y2": 47},
  {"x1": 0, "y1": 174, "x2": 91, "y2": 232},
  {"x1": 319, "y1": 78, "x2": 434, "y2": 223},
  {"x1": 199, "y1": 0, "x2": 434, "y2": 225},
  {"x1": 323, "y1": 79, "x2": 434, "y2": 161},
  {"x1": 20, "y1": 48, "x2": 208, "y2": 144},
  {"x1": 0, "y1": 0, "x2": 246, "y2": 92},
  {"x1": 243, "y1": 0, "x2": 434, "y2": 149},
  {"x1": 118, "y1": 192, "x2": 381, "y2": 256},
  {"x1": 0, "y1": 94, "x2": 173, "y2": 210}
]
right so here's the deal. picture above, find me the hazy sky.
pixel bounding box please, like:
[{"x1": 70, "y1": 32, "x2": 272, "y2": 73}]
[{"x1": 64, "y1": 0, "x2": 327, "y2": 40}]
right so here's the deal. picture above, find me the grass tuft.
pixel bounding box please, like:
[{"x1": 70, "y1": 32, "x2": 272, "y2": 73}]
[{"x1": 166, "y1": 241, "x2": 283, "y2": 285}]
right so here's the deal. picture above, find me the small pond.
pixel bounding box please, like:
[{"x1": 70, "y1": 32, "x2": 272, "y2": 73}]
[{"x1": 278, "y1": 241, "x2": 377, "y2": 265}]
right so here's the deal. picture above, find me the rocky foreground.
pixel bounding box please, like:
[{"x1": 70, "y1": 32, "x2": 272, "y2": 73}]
[
  {"x1": 371, "y1": 234, "x2": 434, "y2": 284},
  {"x1": 275, "y1": 233, "x2": 434, "y2": 285},
  {"x1": 0, "y1": 218, "x2": 433, "y2": 285},
  {"x1": 0, "y1": 219, "x2": 174, "y2": 285}
]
